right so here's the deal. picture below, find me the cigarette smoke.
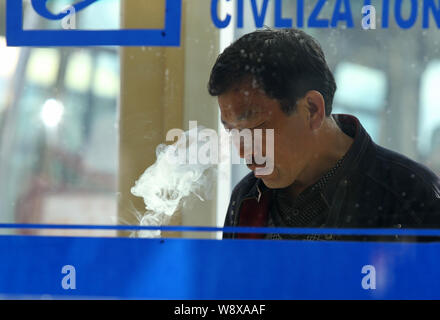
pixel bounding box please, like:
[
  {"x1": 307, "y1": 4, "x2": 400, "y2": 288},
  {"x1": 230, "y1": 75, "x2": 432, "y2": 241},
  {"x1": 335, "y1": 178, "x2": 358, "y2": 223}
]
[{"x1": 131, "y1": 126, "x2": 216, "y2": 238}]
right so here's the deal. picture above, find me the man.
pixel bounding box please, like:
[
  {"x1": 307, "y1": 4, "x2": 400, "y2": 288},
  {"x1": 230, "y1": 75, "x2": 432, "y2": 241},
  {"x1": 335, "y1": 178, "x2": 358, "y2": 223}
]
[{"x1": 208, "y1": 28, "x2": 440, "y2": 240}]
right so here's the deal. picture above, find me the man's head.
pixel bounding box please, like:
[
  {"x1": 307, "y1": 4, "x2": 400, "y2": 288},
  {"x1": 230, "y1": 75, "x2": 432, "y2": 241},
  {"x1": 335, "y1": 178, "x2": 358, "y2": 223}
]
[
  {"x1": 209, "y1": 28, "x2": 336, "y2": 116},
  {"x1": 208, "y1": 28, "x2": 338, "y2": 189}
]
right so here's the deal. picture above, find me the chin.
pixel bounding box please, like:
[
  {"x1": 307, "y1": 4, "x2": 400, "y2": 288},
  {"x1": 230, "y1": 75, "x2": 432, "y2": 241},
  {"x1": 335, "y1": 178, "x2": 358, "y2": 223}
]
[
  {"x1": 254, "y1": 168, "x2": 289, "y2": 188},
  {"x1": 258, "y1": 173, "x2": 295, "y2": 190},
  {"x1": 258, "y1": 175, "x2": 282, "y2": 189},
  {"x1": 260, "y1": 180, "x2": 277, "y2": 189}
]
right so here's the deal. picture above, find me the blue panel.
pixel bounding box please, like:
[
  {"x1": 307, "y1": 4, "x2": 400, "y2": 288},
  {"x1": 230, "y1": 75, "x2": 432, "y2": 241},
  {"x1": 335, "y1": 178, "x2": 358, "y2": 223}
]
[
  {"x1": 0, "y1": 234, "x2": 440, "y2": 299},
  {"x1": 6, "y1": 0, "x2": 182, "y2": 47}
]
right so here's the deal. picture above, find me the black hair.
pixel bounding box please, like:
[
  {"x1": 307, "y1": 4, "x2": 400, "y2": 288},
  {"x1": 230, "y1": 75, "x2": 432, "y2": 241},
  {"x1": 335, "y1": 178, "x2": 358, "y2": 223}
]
[{"x1": 208, "y1": 28, "x2": 337, "y2": 116}]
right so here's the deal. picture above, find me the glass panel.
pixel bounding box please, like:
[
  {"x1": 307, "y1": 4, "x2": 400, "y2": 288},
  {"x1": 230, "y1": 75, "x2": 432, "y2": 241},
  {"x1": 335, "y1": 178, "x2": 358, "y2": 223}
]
[
  {"x1": 64, "y1": 51, "x2": 93, "y2": 93},
  {"x1": 25, "y1": 48, "x2": 60, "y2": 86},
  {"x1": 334, "y1": 62, "x2": 387, "y2": 112},
  {"x1": 92, "y1": 51, "x2": 120, "y2": 98},
  {"x1": 419, "y1": 61, "x2": 440, "y2": 155},
  {"x1": 0, "y1": 0, "x2": 439, "y2": 242}
]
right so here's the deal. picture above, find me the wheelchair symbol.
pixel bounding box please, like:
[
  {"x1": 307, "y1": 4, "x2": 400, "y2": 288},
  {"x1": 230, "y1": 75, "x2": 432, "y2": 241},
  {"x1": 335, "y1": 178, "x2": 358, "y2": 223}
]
[
  {"x1": 7, "y1": 0, "x2": 182, "y2": 47},
  {"x1": 31, "y1": 0, "x2": 99, "y2": 20}
]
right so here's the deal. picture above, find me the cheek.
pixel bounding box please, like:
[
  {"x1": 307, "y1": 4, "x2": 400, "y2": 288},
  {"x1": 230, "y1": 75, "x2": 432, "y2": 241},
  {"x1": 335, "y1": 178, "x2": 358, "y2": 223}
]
[{"x1": 273, "y1": 130, "x2": 310, "y2": 169}]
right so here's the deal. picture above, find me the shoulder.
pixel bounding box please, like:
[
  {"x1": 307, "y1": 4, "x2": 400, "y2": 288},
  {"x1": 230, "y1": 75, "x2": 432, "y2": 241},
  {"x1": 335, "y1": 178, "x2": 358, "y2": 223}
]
[
  {"x1": 346, "y1": 143, "x2": 440, "y2": 227},
  {"x1": 361, "y1": 144, "x2": 440, "y2": 224},
  {"x1": 369, "y1": 145, "x2": 440, "y2": 198}
]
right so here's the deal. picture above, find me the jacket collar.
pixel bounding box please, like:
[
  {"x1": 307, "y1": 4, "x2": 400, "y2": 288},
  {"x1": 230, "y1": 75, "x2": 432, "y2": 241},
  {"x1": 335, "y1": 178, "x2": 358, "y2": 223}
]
[
  {"x1": 242, "y1": 177, "x2": 267, "y2": 202},
  {"x1": 321, "y1": 114, "x2": 373, "y2": 203}
]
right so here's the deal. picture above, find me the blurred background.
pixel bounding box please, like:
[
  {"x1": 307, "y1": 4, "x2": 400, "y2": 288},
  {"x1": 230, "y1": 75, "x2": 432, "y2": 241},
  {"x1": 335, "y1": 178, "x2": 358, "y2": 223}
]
[
  {"x1": 0, "y1": 0, "x2": 439, "y2": 237},
  {"x1": 0, "y1": 0, "x2": 120, "y2": 236}
]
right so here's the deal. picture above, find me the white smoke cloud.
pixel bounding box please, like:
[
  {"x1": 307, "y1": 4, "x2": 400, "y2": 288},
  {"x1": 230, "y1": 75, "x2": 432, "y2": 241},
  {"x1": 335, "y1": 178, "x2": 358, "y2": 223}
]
[{"x1": 131, "y1": 126, "x2": 216, "y2": 238}]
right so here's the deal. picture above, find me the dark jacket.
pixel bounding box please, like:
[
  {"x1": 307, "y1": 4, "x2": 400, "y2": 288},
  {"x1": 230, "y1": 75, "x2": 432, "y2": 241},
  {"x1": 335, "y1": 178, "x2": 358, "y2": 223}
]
[{"x1": 223, "y1": 114, "x2": 440, "y2": 240}]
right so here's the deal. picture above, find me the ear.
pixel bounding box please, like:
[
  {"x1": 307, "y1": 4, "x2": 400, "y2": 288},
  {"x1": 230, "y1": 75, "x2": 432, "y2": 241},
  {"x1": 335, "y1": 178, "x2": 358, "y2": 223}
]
[{"x1": 304, "y1": 90, "x2": 326, "y2": 131}]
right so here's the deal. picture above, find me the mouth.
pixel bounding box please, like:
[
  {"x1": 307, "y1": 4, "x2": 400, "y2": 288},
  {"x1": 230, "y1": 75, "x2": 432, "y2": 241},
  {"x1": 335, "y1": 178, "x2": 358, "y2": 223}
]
[
  {"x1": 247, "y1": 164, "x2": 265, "y2": 171},
  {"x1": 247, "y1": 163, "x2": 273, "y2": 177}
]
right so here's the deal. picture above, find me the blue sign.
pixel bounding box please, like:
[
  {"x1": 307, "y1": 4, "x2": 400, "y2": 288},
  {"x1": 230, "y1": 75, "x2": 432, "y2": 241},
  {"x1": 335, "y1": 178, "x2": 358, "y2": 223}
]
[
  {"x1": 6, "y1": 0, "x2": 182, "y2": 46},
  {"x1": 1, "y1": 233, "x2": 440, "y2": 299},
  {"x1": 211, "y1": 0, "x2": 440, "y2": 30}
]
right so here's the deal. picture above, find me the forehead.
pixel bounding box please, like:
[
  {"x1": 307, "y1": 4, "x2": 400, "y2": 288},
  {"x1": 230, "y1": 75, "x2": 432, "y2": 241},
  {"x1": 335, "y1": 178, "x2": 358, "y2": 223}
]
[{"x1": 218, "y1": 82, "x2": 272, "y2": 123}]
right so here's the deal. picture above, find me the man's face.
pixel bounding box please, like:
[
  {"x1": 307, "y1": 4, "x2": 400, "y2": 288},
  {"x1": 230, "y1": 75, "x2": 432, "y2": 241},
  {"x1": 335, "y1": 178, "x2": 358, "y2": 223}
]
[{"x1": 218, "y1": 80, "x2": 315, "y2": 189}]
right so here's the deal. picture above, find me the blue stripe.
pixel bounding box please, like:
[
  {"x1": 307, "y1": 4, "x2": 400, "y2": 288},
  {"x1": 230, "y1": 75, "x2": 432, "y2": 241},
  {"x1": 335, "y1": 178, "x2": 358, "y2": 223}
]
[
  {"x1": 1, "y1": 223, "x2": 440, "y2": 236},
  {"x1": 1, "y1": 235, "x2": 440, "y2": 299}
]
